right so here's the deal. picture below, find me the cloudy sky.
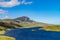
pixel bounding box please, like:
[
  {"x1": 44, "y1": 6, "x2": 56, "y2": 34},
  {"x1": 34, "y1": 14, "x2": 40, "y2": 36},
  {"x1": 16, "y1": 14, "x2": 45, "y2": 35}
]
[{"x1": 0, "y1": 0, "x2": 60, "y2": 24}]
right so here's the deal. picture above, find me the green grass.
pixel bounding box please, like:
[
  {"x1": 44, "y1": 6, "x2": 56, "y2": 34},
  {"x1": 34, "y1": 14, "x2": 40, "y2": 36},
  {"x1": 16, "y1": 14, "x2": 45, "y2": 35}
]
[
  {"x1": 0, "y1": 36, "x2": 15, "y2": 40},
  {"x1": 40, "y1": 25, "x2": 60, "y2": 32}
]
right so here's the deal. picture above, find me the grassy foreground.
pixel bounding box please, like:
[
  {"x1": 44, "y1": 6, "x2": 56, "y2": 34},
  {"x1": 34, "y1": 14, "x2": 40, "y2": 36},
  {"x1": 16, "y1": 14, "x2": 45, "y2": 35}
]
[
  {"x1": 0, "y1": 31, "x2": 5, "y2": 34},
  {"x1": 0, "y1": 36, "x2": 15, "y2": 40}
]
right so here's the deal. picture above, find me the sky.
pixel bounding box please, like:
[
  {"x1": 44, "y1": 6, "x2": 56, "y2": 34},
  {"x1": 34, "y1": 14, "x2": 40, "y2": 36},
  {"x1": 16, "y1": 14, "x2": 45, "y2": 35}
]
[{"x1": 0, "y1": 0, "x2": 60, "y2": 24}]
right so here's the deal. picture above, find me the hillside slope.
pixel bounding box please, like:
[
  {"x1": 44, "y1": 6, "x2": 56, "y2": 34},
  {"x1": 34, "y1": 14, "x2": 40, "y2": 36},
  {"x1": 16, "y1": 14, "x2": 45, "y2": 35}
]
[
  {"x1": 0, "y1": 16, "x2": 60, "y2": 32},
  {"x1": 0, "y1": 16, "x2": 49, "y2": 31}
]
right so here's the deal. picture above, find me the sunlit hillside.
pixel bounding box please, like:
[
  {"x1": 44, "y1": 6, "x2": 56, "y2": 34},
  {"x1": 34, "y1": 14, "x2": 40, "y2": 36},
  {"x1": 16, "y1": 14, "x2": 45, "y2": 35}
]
[
  {"x1": 41, "y1": 25, "x2": 60, "y2": 32},
  {"x1": 0, "y1": 16, "x2": 60, "y2": 33}
]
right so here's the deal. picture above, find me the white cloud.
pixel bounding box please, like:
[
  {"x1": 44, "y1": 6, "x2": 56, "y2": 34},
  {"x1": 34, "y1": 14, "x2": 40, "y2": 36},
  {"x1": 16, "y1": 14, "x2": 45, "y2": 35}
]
[
  {"x1": 0, "y1": 0, "x2": 20, "y2": 7},
  {"x1": 0, "y1": 0, "x2": 32, "y2": 8},
  {"x1": 22, "y1": 0, "x2": 32, "y2": 5},
  {"x1": 0, "y1": 9, "x2": 8, "y2": 14}
]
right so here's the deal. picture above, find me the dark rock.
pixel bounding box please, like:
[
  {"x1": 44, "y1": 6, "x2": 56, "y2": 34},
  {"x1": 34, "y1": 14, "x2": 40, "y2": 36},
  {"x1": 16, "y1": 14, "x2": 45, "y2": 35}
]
[{"x1": 15, "y1": 16, "x2": 34, "y2": 22}]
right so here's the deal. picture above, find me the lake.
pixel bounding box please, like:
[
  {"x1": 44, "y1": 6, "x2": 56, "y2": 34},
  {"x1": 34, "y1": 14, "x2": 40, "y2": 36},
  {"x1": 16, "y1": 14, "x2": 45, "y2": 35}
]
[{"x1": 5, "y1": 27, "x2": 60, "y2": 40}]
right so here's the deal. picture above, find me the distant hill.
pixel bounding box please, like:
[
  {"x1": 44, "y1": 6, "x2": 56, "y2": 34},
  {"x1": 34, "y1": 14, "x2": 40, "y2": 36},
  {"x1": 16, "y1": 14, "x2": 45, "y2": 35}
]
[
  {"x1": 0, "y1": 16, "x2": 59, "y2": 31},
  {"x1": 14, "y1": 16, "x2": 50, "y2": 28},
  {"x1": 14, "y1": 16, "x2": 34, "y2": 22}
]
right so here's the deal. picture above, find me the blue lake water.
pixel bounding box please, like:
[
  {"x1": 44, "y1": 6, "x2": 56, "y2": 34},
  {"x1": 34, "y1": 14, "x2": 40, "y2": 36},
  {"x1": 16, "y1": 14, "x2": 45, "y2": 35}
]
[{"x1": 5, "y1": 27, "x2": 60, "y2": 40}]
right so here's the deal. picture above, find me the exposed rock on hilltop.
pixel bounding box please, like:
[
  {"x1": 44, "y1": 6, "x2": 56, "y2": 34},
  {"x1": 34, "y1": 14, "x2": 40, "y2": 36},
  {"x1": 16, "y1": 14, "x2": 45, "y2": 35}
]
[
  {"x1": 15, "y1": 16, "x2": 34, "y2": 22},
  {"x1": 15, "y1": 16, "x2": 30, "y2": 21}
]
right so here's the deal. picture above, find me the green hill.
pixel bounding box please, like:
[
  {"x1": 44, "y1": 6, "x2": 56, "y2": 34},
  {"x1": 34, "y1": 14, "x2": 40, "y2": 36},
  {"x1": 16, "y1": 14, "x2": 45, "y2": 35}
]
[
  {"x1": 0, "y1": 16, "x2": 49, "y2": 31},
  {"x1": 0, "y1": 16, "x2": 60, "y2": 32}
]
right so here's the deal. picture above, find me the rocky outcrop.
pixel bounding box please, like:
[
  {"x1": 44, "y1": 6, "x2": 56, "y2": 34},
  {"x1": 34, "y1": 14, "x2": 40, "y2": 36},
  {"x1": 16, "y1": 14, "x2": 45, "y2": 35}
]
[{"x1": 15, "y1": 16, "x2": 34, "y2": 22}]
